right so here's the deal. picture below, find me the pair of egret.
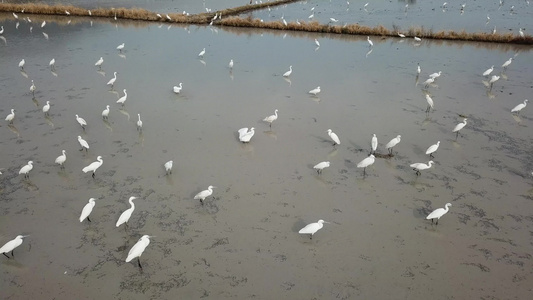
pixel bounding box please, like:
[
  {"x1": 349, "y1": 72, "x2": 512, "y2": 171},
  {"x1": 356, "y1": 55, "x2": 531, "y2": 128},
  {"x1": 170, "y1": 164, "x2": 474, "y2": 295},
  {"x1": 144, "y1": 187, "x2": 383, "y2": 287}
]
[{"x1": 80, "y1": 196, "x2": 137, "y2": 228}]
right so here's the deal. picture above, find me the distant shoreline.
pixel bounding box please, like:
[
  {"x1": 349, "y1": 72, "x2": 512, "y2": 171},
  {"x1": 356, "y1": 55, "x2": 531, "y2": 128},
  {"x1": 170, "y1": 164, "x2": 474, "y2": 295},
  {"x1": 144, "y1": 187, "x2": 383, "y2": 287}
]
[{"x1": 0, "y1": 1, "x2": 531, "y2": 45}]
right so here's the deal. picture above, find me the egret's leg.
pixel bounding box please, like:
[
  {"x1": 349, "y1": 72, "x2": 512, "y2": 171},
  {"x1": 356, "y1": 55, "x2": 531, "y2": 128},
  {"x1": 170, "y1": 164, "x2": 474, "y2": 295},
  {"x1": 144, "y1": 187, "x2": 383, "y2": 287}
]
[
  {"x1": 11, "y1": 250, "x2": 14, "y2": 258},
  {"x1": 87, "y1": 216, "x2": 91, "y2": 222},
  {"x1": 92, "y1": 172, "x2": 95, "y2": 178},
  {"x1": 137, "y1": 257, "x2": 143, "y2": 269},
  {"x1": 3, "y1": 253, "x2": 9, "y2": 258}
]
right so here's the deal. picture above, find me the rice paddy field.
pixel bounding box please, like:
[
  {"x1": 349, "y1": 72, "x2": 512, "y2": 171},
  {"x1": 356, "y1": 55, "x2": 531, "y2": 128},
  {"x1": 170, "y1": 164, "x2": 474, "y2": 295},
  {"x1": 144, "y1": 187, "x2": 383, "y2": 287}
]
[{"x1": 0, "y1": 1, "x2": 532, "y2": 299}]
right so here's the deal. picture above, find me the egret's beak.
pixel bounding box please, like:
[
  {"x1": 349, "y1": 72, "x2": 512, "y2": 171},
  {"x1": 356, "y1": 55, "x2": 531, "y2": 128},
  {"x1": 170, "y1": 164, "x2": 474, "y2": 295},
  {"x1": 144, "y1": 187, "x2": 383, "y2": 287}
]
[
  {"x1": 22, "y1": 235, "x2": 30, "y2": 238},
  {"x1": 323, "y1": 221, "x2": 331, "y2": 224}
]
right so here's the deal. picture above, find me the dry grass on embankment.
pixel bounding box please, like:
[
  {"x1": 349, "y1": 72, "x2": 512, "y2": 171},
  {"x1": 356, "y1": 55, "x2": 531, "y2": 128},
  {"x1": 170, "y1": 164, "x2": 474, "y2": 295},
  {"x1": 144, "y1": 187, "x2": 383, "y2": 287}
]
[{"x1": 0, "y1": 1, "x2": 531, "y2": 45}]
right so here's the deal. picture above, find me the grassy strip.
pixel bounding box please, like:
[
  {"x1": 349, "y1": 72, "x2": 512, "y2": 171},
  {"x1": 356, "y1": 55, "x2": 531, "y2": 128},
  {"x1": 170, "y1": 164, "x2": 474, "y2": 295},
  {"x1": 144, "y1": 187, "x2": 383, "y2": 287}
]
[{"x1": 0, "y1": 1, "x2": 531, "y2": 44}]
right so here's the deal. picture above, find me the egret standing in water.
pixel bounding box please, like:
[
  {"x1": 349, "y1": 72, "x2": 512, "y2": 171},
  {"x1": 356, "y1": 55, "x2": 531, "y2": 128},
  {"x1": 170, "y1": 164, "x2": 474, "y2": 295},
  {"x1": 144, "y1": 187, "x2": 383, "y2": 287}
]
[
  {"x1": 49, "y1": 58, "x2": 55, "y2": 70},
  {"x1": 194, "y1": 185, "x2": 216, "y2": 204},
  {"x1": 116, "y1": 196, "x2": 137, "y2": 228},
  {"x1": 116, "y1": 43, "x2": 125, "y2": 52},
  {"x1": 116, "y1": 89, "x2": 127, "y2": 106},
  {"x1": 238, "y1": 127, "x2": 255, "y2": 143},
  {"x1": 19, "y1": 161, "x2": 33, "y2": 178},
  {"x1": 107, "y1": 72, "x2": 117, "y2": 89},
  {"x1": 482, "y1": 65, "x2": 494, "y2": 77},
  {"x1": 42, "y1": 101, "x2": 50, "y2": 115},
  {"x1": 314, "y1": 39, "x2": 320, "y2": 47},
  {"x1": 367, "y1": 36, "x2": 373, "y2": 47},
  {"x1": 75, "y1": 114, "x2": 87, "y2": 130},
  {"x1": 371, "y1": 134, "x2": 378, "y2": 154},
  {"x1": 78, "y1": 136, "x2": 90, "y2": 151},
  {"x1": 30, "y1": 80, "x2": 36, "y2": 96},
  {"x1": 198, "y1": 47, "x2": 205, "y2": 58},
  {"x1": 313, "y1": 161, "x2": 330, "y2": 174},
  {"x1": 5, "y1": 109, "x2": 15, "y2": 124},
  {"x1": 173, "y1": 83, "x2": 183, "y2": 94},
  {"x1": 410, "y1": 161, "x2": 434, "y2": 176},
  {"x1": 327, "y1": 129, "x2": 340, "y2": 147},
  {"x1": 385, "y1": 135, "x2": 401, "y2": 155},
  {"x1": 489, "y1": 75, "x2": 500, "y2": 89},
  {"x1": 102, "y1": 105, "x2": 110, "y2": 120},
  {"x1": 426, "y1": 141, "x2": 440, "y2": 158},
  {"x1": 308, "y1": 86, "x2": 321, "y2": 96},
  {"x1": 79, "y1": 198, "x2": 96, "y2": 222},
  {"x1": 511, "y1": 99, "x2": 528, "y2": 114},
  {"x1": 426, "y1": 203, "x2": 452, "y2": 225},
  {"x1": 502, "y1": 57, "x2": 513, "y2": 69},
  {"x1": 299, "y1": 220, "x2": 329, "y2": 239},
  {"x1": 263, "y1": 109, "x2": 278, "y2": 128},
  {"x1": 283, "y1": 65, "x2": 292, "y2": 77},
  {"x1": 18, "y1": 59, "x2": 25, "y2": 70},
  {"x1": 95, "y1": 57, "x2": 104, "y2": 69},
  {"x1": 357, "y1": 154, "x2": 375, "y2": 177},
  {"x1": 126, "y1": 235, "x2": 153, "y2": 269},
  {"x1": 228, "y1": 59, "x2": 233, "y2": 69},
  {"x1": 55, "y1": 150, "x2": 67, "y2": 169},
  {"x1": 1, "y1": 235, "x2": 29, "y2": 259},
  {"x1": 82, "y1": 156, "x2": 103, "y2": 178},
  {"x1": 137, "y1": 114, "x2": 143, "y2": 131},
  {"x1": 164, "y1": 160, "x2": 173, "y2": 174},
  {"x1": 452, "y1": 119, "x2": 467, "y2": 139}
]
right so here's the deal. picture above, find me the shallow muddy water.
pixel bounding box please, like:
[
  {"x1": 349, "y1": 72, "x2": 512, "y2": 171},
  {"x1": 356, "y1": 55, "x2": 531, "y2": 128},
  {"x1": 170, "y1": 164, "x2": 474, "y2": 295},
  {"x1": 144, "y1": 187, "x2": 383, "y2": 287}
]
[{"x1": 0, "y1": 8, "x2": 533, "y2": 300}]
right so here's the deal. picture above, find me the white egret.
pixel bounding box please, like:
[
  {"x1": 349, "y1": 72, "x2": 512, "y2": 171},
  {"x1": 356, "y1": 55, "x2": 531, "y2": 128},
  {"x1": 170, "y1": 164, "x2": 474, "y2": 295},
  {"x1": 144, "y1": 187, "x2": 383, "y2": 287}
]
[
  {"x1": 95, "y1": 57, "x2": 104, "y2": 69},
  {"x1": 13, "y1": 12, "x2": 19, "y2": 19},
  {"x1": 229, "y1": 59, "x2": 233, "y2": 69},
  {"x1": 511, "y1": 99, "x2": 528, "y2": 114},
  {"x1": 102, "y1": 105, "x2": 110, "y2": 119},
  {"x1": 1, "y1": 235, "x2": 28, "y2": 259},
  {"x1": 5, "y1": 109, "x2": 15, "y2": 124},
  {"x1": 156, "y1": 13, "x2": 162, "y2": 18},
  {"x1": 385, "y1": 135, "x2": 401, "y2": 154},
  {"x1": 425, "y1": 94, "x2": 434, "y2": 113},
  {"x1": 429, "y1": 71, "x2": 442, "y2": 79},
  {"x1": 198, "y1": 48, "x2": 205, "y2": 58},
  {"x1": 79, "y1": 198, "x2": 96, "y2": 222},
  {"x1": 137, "y1": 114, "x2": 143, "y2": 131},
  {"x1": 519, "y1": 28, "x2": 525, "y2": 38},
  {"x1": 371, "y1": 134, "x2": 378, "y2": 154},
  {"x1": 107, "y1": 72, "x2": 117, "y2": 88},
  {"x1": 173, "y1": 83, "x2": 183, "y2": 94},
  {"x1": 398, "y1": 32, "x2": 406, "y2": 38},
  {"x1": 314, "y1": 39, "x2": 320, "y2": 47},
  {"x1": 423, "y1": 77, "x2": 434, "y2": 88},
  {"x1": 164, "y1": 161, "x2": 173, "y2": 174},
  {"x1": 19, "y1": 59, "x2": 25, "y2": 70},
  {"x1": 482, "y1": 65, "x2": 494, "y2": 77},
  {"x1": 308, "y1": 86, "x2": 321, "y2": 96},
  {"x1": 426, "y1": 203, "x2": 452, "y2": 225},
  {"x1": 116, "y1": 89, "x2": 127, "y2": 106},
  {"x1": 426, "y1": 141, "x2": 440, "y2": 158},
  {"x1": 65, "y1": 10, "x2": 70, "y2": 15},
  {"x1": 417, "y1": 63, "x2": 421, "y2": 74},
  {"x1": 414, "y1": 36, "x2": 422, "y2": 42},
  {"x1": 19, "y1": 161, "x2": 33, "y2": 178},
  {"x1": 75, "y1": 114, "x2": 87, "y2": 130},
  {"x1": 410, "y1": 161, "x2": 434, "y2": 176},
  {"x1": 367, "y1": 36, "x2": 373, "y2": 47},
  {"x1": 30, "y1": 80, "x2": 36, "y2": 95},
  {"x1": 330, "y1": 18, "x2": 339, "y2": 23},
  {"x1": 283, "y1": 65, "x2": 292, "y2": 77},
  {"x1": 88, "y1": 10, "x2": 92, "y2": 16},
  {"x1": 452, "y1": 119, "x2": 467, "y2": 139},
  {"x1": 42, "y1": 101, "x2": 50, "y2": 115},
  {"x1": 313, "y1": 161, "x2": 330, "y2": 174},
  {"x1": 327, "y1": 129, "x2": 340, "y2": 146},
  {"x1": 116, "y1": 196, "x2": 137, "y2": 228},
  {"x1": 0, "y1": 26, "x2": 4, "y2": 34},
  {"x1": 238, "y1": 127, "x2": 255, "y2": 143},
  {"x1": 82, "y1": 156, "x2": 103, "y2": 178},
  {"x1": 194, "y1": 185, "x2": 216, "y2": 204},
  {"x1": 49, "y1": 58, "x2": 55, "y2": 70},
  {"x1": 308, "y1": 12, "x2": 314, "y2": 19},
  {"x1": 357, "y1": 154, "x2": 375, "y2": 176},
  {"x1": 126, "y1": 235, "x2": 153, "y2": 269},
  {"x1": 299, "y1": 220, "x2": 329, "y2": 239},
  {"x1": 166, "y1": 14, "x2": 171, "y2": 21},
  {"x1": 502, "y1": 57, "x2": 513, "y2": 69},
  {"x1": 55, "y1": 150, "x2": 67, "y2": 168},
  {"x1": 116, "y1": 43, "x2": 125, "y2": 52},
  {"x1": 78, "y1": 136, "x2": 89, "y2": 151},
  {"x1": 489, "y1": 75, "x2": 500, "y2": 88},
  {"x1": 263, "y1": 109, "x2": 278, "y2": 128}
]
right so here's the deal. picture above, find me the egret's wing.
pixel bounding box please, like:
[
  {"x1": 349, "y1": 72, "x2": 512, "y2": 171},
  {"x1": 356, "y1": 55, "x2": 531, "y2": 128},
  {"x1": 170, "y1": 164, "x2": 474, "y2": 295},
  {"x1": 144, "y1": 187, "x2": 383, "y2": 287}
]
[{"x1": 299, "y1": 223, "x2": 319, "y2": 234}]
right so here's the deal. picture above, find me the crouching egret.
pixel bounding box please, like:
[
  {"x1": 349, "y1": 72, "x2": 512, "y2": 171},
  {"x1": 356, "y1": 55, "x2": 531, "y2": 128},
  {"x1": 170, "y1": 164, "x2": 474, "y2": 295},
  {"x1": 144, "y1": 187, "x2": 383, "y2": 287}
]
[
  {"x1": 511, "y1": 99, "x2": 528, "y2": 114},
  {"x1": 78, "y1": 136, "x2": 89, "y2": 151},
  {"x1": 238, "y1": 127, "x2": 255, "y2": 143},
  {"x1": 55, "y1": 150, "x2": 67, "y2": 168},
  {"x1": 1, "y1": 235, "x2": 29, "y2": 259},
  {"x1": 126, "y1": 235, "x2": 154, "y2": 269},
  {"x1": 5, "y1": 109, "x2": 15, "y2": 124},
  {"x1": 327, "y1": 129, "x2": 340, "y2": 147},
  {"x1": 263, "y1": 109, "x2": 278, "y2": 128},
  {"x1": 116, "y1": 196, "x2": 137, "y2": 228},
  {"x1": 82, "y1": 156, "x2": 103, "y2": 178},
  {"x1": 410, "y1": 161, "x2": 434, "y2": 176},
  {"x1": 173, "y1": 83, "x2": 183, "y2": 94},
  {"x1": 426, "y1": 141, "x2": 440, "y2": 158},
  {"x1": 76, "y1": 114, "x2": 87, "y2": 130},
  {"x1": 313, "y1": 161, "x2": 330, "y2": 174},
  {"x1": 194, "y1": 185, "x2": 216, "y2": 204},
  {"x1": 357, "y1": 154, "x2": 375, "y2": 177},
  {"x1": 426, "y1": 203, "x2": 452, "y2": 225},
  {"x1": 19, "y1": 161, "x2": 33, "y2": 178},
  {"x1": 452, "y1": 119, "x2": 467, "y2": 139},
  {"x1": 164, "y1": 160, "x2": 173, "y2": 174},
  {"x1": 308, "y1": 86, "x2": 321, "y2": 96},
  {"x1": 79, "y1": 198, "x2": 96, "y2": 222},
  {"x1": 385, "y1": 135, "x2": 401, "y2": 154},
  {"x1": 299, "y1": 220, "x2": 329, "y2": 239}
]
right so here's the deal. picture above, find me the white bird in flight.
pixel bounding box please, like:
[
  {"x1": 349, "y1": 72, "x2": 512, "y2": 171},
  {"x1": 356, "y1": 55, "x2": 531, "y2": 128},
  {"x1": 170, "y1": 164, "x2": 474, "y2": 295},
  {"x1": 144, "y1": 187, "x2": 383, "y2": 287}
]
[
  {"x1": 55, "y1": 150, "x2": 67, "y2": 168},
  {"x1": 126, "y1": 235, "x2": 153, "y2": 269},
  {"x1": 0, "y1": 235, "x2": 29, "y2": 259},
  {"x1": 511, "y1": 99, "x2": 528, "y2": 114},
  {"x1": 263, "y1": 109, "x2": 278, "y2": 128},
  {"x1": 385, "y1": 135, "x2": 401, "y2": 155},
  {"x1": 19, "y1": 161, "x2": 33, "y2": 178},
  {"x1": 116, "y1": 196, "x2": 137, "y2": 228},
  {"x1": 327, "y1": 129, "x2": 340, "y2": 147},
  {"x1": 299, "y1": 220, "x2": 329, "y2": 239},
  {"x1": 82, "y1": 156, "x2": 103, "y2": 178},
  {"x1": 410, "y1": 161, "x2": 434, "y2": 176},
  {"x1": 313, "y1": 161, "x2": 330, "y2": 174},
  {"x1": 79, "y1": 198, "x2": 96, "y2": 223},
  {"x1": 238, "y1": 127, "x2": 255, "y2": 143},
  {"x1": 426, "y1": 203, "x2": 452, "y2": 225},
  {"x1": 194, "y1": 185, "x2": 216, "y2": 204}
]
